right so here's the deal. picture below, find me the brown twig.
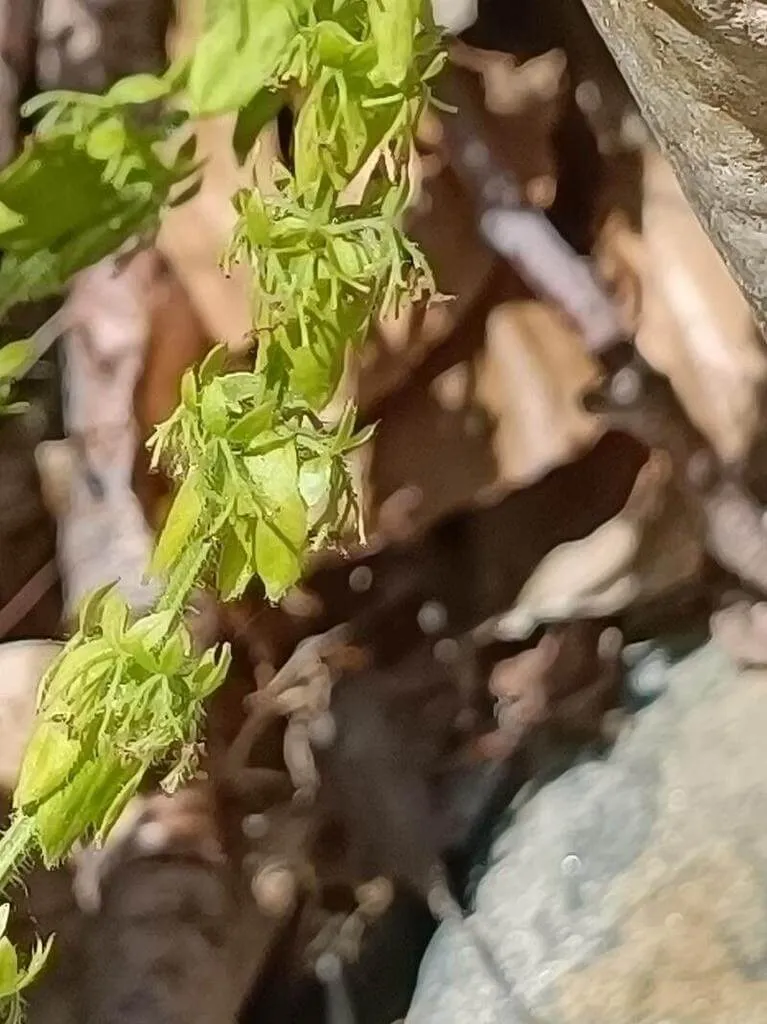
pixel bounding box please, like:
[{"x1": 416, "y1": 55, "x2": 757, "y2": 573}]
[{"x1": 0, "y1": 558, "x2": 58, "y2": 641}]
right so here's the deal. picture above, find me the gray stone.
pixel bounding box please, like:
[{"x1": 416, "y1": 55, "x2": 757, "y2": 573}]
[{"x1": 409, "y1": 641, "x2": 767, "y2": 1023}]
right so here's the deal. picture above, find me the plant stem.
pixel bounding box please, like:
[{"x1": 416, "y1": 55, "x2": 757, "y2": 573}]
[{"x1": 156, "y1": 540, "x2": 212, "y2": 619}]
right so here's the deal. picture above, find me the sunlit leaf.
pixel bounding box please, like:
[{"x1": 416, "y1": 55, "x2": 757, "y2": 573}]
[
  {"x1": 255, "y1": 517, "x2": 302, "y2": 601},
  {"x1": 340, "y1": 421, "x2": 377, "y2": 453},
  {"x1": 180, "y1": 367, "x2": 199, "y2": 410},
  {"x1": 153, "y1": 471, "x2": 204, "y2": 574},
  {"x1": 0, "y1": 342, "x2": 32, "y2": 381},
  {"x1": 188, "y1": 0, "x2": 297, "y2": 115},
  {"x1": 14, "y1": 722, "x2": 81, "y2": 810},
  {"x1": 200, "y1": 379, "x2": 229, "y2": 435},
  {"x1": 0, "y1": 937, "x2": 19, "y2": 998},
  {"x1": 93, "y1": 761, "x2": 148, "y2": 843},
  {"x1": 199, "y1": 343, "x2": 229, "y2": 384},
  {"x1": 299, "y1": 456, "x2": 332, "y2": 507},
  {"x1": 33, "y1": 755, "x2": 121, "y2": 863},
  {"x1": 100, "y1": 588, "x2": 130, "y2": 647},
  {"x1": 189, "y1": 644, "x2": 232, "y2": 699},
  {"x1": 105, "y1": 73, "x2": 172, "y2": 106},
  {"x1": 217, "y1": 520, "x2": 254, "y2": 599},
  {"x1": 16, "y1": 936, "x2": 55, "y2": 993},
  {"x1": 367, "y1": 0, "x2": 420, "y2": 86},
  {"x1": 86, "y1": 117, "x2": 127, "y2": 160},
  {"x1": 0, "y1": 202, "x2": 25, "y2": 236},
  {"x1": 0, "y1": 0, "x2": 442, "y2": 999},
  {"x1": 227, "y1": 401, "x2": 275, "y2": 445}
]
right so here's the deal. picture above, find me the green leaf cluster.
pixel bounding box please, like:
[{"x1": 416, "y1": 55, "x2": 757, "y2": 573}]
[
  {"x1": 0, "y1": 73, "x2": 198, "y2": 317},
  {"x1": 12, "y1": 585, "x2": 230, "y2": 865},
  {"x1": 196, "y1": 0, "x2": 444, "y2": 408},
  {"x1": 149, "y1": 347, "x2": 374, "y2": 600},
  {"x1": 0, "y1": 906, "x2": 52, "y2": 1024},
  {"x1": 226, "y1": 183, "x2": 434, "y2": 406},
  {"x1": 0, "y1": 342, "x2": 32, "y2": 416},
  {"x1": 0, "y1": 1, "x2": 442, "y2": 1012}
]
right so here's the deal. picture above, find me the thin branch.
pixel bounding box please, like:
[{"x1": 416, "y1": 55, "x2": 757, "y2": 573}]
[
  {"x1": 435, "y1": 66, "x2": 625, "y2": 353},
  {"x1": 0, "y1": 557, "x2": 57, "y2": 640}
]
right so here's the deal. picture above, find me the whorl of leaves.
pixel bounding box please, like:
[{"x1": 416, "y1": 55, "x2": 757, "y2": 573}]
[{"x1": 0, "y1": 0, "x2": 443, "y2": 1010}]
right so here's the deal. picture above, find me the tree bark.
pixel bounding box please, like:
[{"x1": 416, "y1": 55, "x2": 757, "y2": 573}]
[{"x1": 579, "y1": 0, "x2": 767, "y2": 336}]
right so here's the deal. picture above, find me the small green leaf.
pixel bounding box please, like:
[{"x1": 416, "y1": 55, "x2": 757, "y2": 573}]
[
  {"x1": 245, "y1": 441, "x2": 299, "y2": 511},
  {"x1": 153, "y1": 471, "x2": 204, "y2": 574},
  {"x1": 227, "y1": 401, "x2": 275, "y2": 445},
  {"x1": 105, "y1": 73, "x2": 171, "y2": 106},
  {"x1": 94, "y1": 761, "x2": 147, "y2": 844},
  {"x1": 218, "y1": 372, "x2": 264, "y2": 404},
  {"x1": 86, "y1": 116, "x2": 127, "y2": 161},
  {"x1": 21, "y1": 90, "x2": 104, "y2": 117},
  {"x1": 289, "y1": 344, "x2": 343, "y2": 409},
  {"x1": 0, "y1": 201, "x2": 25, "y2": 236},
  {"x1": 0, "y1": 341, "x2": 31, "y2": 381},
  {"x1": 200, "y1": 379, "x2": 229, "y2": 435},
  {"x1": 339, "y1": 95, "x2": 367, "y2": 175},
  {"x1": 37, "y1": 638, "x2": 111, "y2": 708},
  {"x1": 367, "y1": 0, "x2": 419, "y2": 86},
  {"x1": 33, "y1": 754, "x2": 127, "y2": 863},
  {"x1": 299, "y1": 457, "x2": 331, "y2": 507},
  {"x1": 330, "y1": 237, "x2": 368, "y2": 279},
  {"x1": 100, "y1": 588, "x2": 130, "y2": 647},
  {"x1": 0, "y1": 400, "x2": 29, "y2": 417},
  {"x1": 189, "y1": 644, "x2": 232, "y2": 699},
  {"x1": 16, "y1": 935, "x2": 55, "y2": 993},
  {"x1": 334, "y1": 401, "x2": 357, "y2": 447},
  {"x1": 14, "y1": 721, "x2": 80, "y2": 810},
  {"x1": 255, "y1": 517, "x2": 302, "y2": 601},
  {"x1": 313, "y1": 22, "x2": 359, "y2": 65},
  {"x1": 0, "y1": 937, "x2": 19, "y2": 997},
  {"x1": 294, "y1": 80, "x2": 328, "y2": 199},
  {"x1": 239, "y1": 191, "x2": 273, "y2": 247},
  {"x1": 77, "y1": 582, "x2": 119, "y2": 635},
  {"x1": 158, "y1": 633, "x2": 185, "y2": 676},
  {"x1": 233, "y1": 89, "x2": 284, "y2": 165},
  {"x1": 123, "y1": 610, "x2": 176, "y2": 653},
  {"x1": 188, "y1": 0, "x2": 296, "y2": 115},
  {"x1": 199, "y1": 343, "x2": 229, "y2": 384},
  {"x1": 340, "y1": 421, "x2": 377, "y2": 453},
  {"x1": 180, "y1": 367, "x2": 199, "y2": 410},
  {"x1": 217, "y1": 521, "x2": 254, "y2": 600},
  {"x1": 247, "y1": 441, "x2": 307, "y2": 599}
]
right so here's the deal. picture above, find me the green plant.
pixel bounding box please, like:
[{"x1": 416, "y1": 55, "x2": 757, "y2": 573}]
[
  {"x1": 0, "y1": 905, "x2": 52, "y2": 1024},
  {"x1": 0, "y1": 342, "x2": 32, "y2": 416},
  {"x1": 0, "y1": 0, "x2": 444, "y2": 1010}
]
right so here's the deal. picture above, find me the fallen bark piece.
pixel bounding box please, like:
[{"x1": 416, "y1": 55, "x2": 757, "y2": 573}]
[{"x1": 579, "y1": 0, "x2": 767, "y2": 334}]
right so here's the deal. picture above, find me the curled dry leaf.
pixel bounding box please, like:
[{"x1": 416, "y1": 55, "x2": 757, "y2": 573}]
[
  {"x1": 634, "y1": 151, "x2": 767, "y2": 465},
  {"x1": 489, "y1": 450, "x2": 702, "y2": 640}
]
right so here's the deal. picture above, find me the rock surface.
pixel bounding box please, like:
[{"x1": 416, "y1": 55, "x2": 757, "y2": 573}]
[{"x1": 408, "y1": 640, "x2": 767, "y2": 1024}]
